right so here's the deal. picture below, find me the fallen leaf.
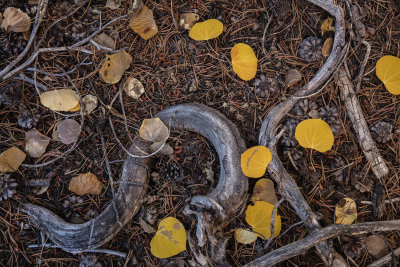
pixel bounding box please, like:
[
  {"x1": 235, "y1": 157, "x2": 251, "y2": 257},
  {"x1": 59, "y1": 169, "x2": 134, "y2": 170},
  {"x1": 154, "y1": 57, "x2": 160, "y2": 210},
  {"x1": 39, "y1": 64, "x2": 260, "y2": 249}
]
[
  {"x1": 322, "y1": 37, "x2": 333, "y2": 57},
  {"x1": 123, "y1": 77, "x2": 145, "y2": 99},
  {"x1": 335, "y1": 197, "x2": 357, "y2": 224},
  {"x1": 140, "y1": 217, "x2": 156, "y2": 234},
  {"x1": 139, "y1": 118, "x2": 169, "y2": 142},
  {"x1": 251, "y1": 178, "x2": 278, "y2": 205},
  {"x1": 68, "y1": 103, "x2": 80, "y2": 112},
  {"x1": 82, "y1": 94, "x2": 98, "y2": 115},
  {"x1": 40, "y1": 89, "x2": 80, "y2": 111},
  {"x1": 25, "y1": 129, "x2": 50, "y2": 158},
  {"x1": 106, "y1": 0, "x2": 120, "y2": 9},
  {"x1": 150, "y1": 141, "x2": 174, "y2": 156},
  {"x1": 245, "y1": 201, "x2": 281, "y2": 239},
  {"x1": 129, "y1": 5, "x2": 158, "y2": 40},
  {"x1": 99, "y1": 50, "x2": 132, "y2": 84},
  {"x1": 376, "y1": 55, "x2": 400, "y2": 95},
  {"x1": 150, "y1": 217, "x2": 187, "y2": 258},
  {"x1": 295, "y1": 119, "x2": 334, "y2": 153},
  {"x1": 234, "y1": 229, "x2": 257, "y2": 244},
  {"x1": 57, "y1": 119, "x2": 81, "y2": 145},
  {"x1": 366, "y1": 235, "x2": 388, "y2": 259},
  {"x1": 285, "y1": 69, "x2": 302, "y2": 87},
  {"x1": 241, "y1": 146, "x2": 272, "y2": 178},
  {"x1": 321, "y1": 17, "x2": 335, "y2": 36},
  {"x1": 1, "y1": 7, "x2": 31, "y2": 32},
  {"x1": 179, "y1": 13, "x2": 199, "y2": 30},
  {"x1": 189, "y1": 19, "x2": 223, "y2": 41},
  {"x1": 92, "y1": 33, "x2": 115, "y2": 50},
  {"x1": 0, "y1": 146, "x2": 26, "y2": 173},
  {"x1": 231, "y1": 43, "x2": 258, "y2": 81},
  {"x1": 68, "y1": 172, "x2": 102, "y2": 195}
]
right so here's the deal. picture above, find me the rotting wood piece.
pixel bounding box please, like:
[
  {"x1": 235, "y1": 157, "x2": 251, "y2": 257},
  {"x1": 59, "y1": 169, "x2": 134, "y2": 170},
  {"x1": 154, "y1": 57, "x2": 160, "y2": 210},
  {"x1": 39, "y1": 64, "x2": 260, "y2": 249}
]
[
  {"x1": 258, "y1": 0, "x2": 348, "y2": 265},
  {"x1": 156, "y1": 103, "x2": 248, "y2": 266},
  {"x1": 21, "y1": 143, "x2": 151, "y2": 253}
]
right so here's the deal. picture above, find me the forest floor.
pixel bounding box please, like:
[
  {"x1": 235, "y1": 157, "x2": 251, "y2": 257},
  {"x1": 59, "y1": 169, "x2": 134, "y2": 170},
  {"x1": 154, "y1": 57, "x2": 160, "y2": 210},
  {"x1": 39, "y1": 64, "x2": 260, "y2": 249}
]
[{"x1": 0, "y1": 0, "x2": 400, "y2": 266}]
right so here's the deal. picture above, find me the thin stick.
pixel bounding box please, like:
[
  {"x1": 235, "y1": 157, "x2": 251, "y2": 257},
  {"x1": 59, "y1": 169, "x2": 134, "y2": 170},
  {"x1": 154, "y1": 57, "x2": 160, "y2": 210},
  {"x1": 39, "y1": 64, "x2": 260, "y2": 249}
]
[
  {"x1": 264, "y1": 199, "x2": 284, "y2": 250},
  {"x1": 355, "y1": 41, "x2": 371, "y2": 91}
]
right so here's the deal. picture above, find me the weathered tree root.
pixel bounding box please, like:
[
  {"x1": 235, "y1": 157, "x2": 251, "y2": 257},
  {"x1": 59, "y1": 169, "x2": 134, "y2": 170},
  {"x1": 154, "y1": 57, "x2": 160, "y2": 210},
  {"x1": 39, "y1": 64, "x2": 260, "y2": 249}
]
[
  {"x1": 156, "y1": 103, "x2": 248, "y2": 265},
  {"x1": 257, "y1": 0, "x2": 348, "y2": 266},
  {"x1": 22, "y1": 103, "x2": 247, "y2": 265},
  {"x1": 21, "y1": 143, "x2": 151, "y2": 253}
]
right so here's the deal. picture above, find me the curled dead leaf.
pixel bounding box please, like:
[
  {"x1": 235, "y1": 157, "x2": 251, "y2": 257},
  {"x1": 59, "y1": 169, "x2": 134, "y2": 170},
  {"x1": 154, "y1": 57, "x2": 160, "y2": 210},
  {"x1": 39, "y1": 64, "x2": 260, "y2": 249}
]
[
  {"x1": 322, "y1": 37, "x2": 333, "y2": 57},
  {"x1": 123, "y1": 77, "x2": 145, "y2": 99},
  {"x1": 129, "y1": 5, "x2": 158, "y2": 40},
  {"x1": 25, "y1": 129, "x2": 50, "y2": 158},
  {"x1": 285, "y1": 69, "x2": 302, "y2": 87},
  {"x1": 68, "y1": 172, "x2": 102, "y2": 195},
  {"x1": 179, "y1": 13, "x2": 199, "y2": 30},
  {"x1": 0, "y1": 146, "x2": 26, "y2": 173},
  {"x1": 1, "y1": 7, "x2": 31, "y2": 32}
]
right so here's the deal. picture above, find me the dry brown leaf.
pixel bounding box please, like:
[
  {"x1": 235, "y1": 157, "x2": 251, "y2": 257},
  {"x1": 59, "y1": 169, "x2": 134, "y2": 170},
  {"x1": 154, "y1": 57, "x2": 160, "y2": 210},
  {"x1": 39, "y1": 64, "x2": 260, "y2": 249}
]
[
  {"x1": 99, "y1": 50, "x2": 132, "y2": 84},
  {"x1": 179, "y1": 13, "x2": 199, "y2": 30},
  {"x1": 57, "y1": 119, "x2": 81, "y2": 145},
  {"x1": 40, "y1": 89, "x2": 80, "y2": 111},
  {"x1": 106, "y1": 0, "x2": 120, "y2": 9},
  {"x1": 68, "y1": 172, "x2": 102, "y2": 195},
  {"x1": 123, "y1": 77, "x2": 145, "y2": 99},
  {"x1": 129, "y1": 5, "x2": 158, "y2": 40},
  {"x1": 25, "y1": 129, "x2": 50, "y2": 158},
  {"x1": 366, "y1": 235, "x2": 387, "y2": 259},
  {"x1": 1, "y1": 7, "x2": 31, "y2": 32},
  {"x1": 92, "y1": 33, "x2": 115, "y2": 50},
  {"x1": 0, "y1": 146, "x2": 26, "y2": 173},
  {"x1": 82, "y1": 94, "x2": 98, "y2": 115},
  {"x1": 322, "y1": 37, "x2": 333, "y2": 57},
  {"x1": 285, "y1": 69, "x2": 302, "y2": 87},
  {"x1": 250, "y1": 178, "x2": 278, "y2": 205},
  {"x1": 139, "y1": 118, "x2": 169, "y2": 142}
]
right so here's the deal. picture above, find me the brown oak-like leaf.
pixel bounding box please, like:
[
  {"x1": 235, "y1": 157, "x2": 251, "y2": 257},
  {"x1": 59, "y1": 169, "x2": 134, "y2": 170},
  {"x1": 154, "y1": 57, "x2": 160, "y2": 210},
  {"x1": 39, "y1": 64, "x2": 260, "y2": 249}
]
[
  {"x1": 68, "y1": 172, "x2": 102, "y2": 195},
  {"x1": 1, "y1": 7, "x2": 31, "y2": 32}
]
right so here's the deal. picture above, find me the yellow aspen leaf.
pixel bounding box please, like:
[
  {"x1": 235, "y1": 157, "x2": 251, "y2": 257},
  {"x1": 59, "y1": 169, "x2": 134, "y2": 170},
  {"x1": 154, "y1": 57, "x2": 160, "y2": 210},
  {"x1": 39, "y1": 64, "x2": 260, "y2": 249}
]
[
  {"x1": 241, "y1": 146, "x2": 272, "y2": 178},
  {"x1": 376, "y1": 55, "x2": 400, "y2": 95},
  {"x1": 40, "y1": 89, "x2": 79, "y2": 111},
  {"x1": 251, "y1": 178, "x2": 278, "y2": 205},
  {"x1": 321, "y1": 17, "x2": 335, "y2": 36},
  {"x1": 0, "y1": 146, "x2": 26, "y2": 173},
  {"x1": 295, "y1": 119, "x2": 334, "y2": 153},
  {"x1": 335, "y1": 197, "x2": 357, "y2": 224},
  {"x1": 99, "y1": 50, "x2": 132, "y2": 84},
  {"x1": 68, "y1": 172, "x2": 102, "y2": 195},
  {"x1": 129, "y1": 5, "x2": 158, "y2": 40},
  {"x1": 245, "y1": 201, "x2": 281, "y2": 239},
  {"x1": 231, "y1": 43, "x2": 258, "y2": 81},
  {"x1": 189, "y1": 19, "x2": 223, "y2": 41},
  {"x1": 68, "y1": 103, "x2": 80, "y2": 112},
  {"x1": 234, "y1": 229, "x2": 257, "y2": 244},
  {"x1": 150, "y1": 217, "x2": 187, "y2": 258},
  {"x1": 139, "y1": 118, "x2": 169, "y2": 142}
]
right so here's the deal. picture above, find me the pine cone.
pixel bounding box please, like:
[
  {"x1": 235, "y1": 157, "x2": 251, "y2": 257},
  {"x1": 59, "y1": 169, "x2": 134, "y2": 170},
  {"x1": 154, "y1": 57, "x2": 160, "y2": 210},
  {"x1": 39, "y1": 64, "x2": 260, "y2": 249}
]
[
  {"x1": 370, "y1": 121, "x2": 392, "y2": 143},
  {"x1": 18, "y1": 105, "x2": 40, "y2": 129},
  {"x1": 62, "y1": 195, "x2": 83, "y2": 209},
  {"x1": 254, "y1": 73, "x2": 280, "y2": 98},
  {"x1": 283, "y1": 147, "x2": 303, "y2": 161},
  {"x1": 281, "y1": 118, "x2": 299, "y2": 148},
  {"x1": 293, "y1": 99, "x2": 319, "y2": 117},
  {"x1": 352, "y1": 172, "x2": 374, "y2": 193},
  {"x1": 0, "y1": 83, "x2": 17, "y2": 105},
  {"x1": 341, "y1": 235, "x2": 366, "y2": 259},
  {"x1": 160, "y1": 162, "x2": 184, "y2": 181},
  {"x1": 298, "y1": 37, "x2": 322, "y2": 63},
  {"x1": 0, "y1": 174, "x2": 17, "y2": 201},
  {"x1": 320, "y1": 106, "x2": 341, "y2": 135},
  {"x1": 330, "y1": 157, "x2": 347, "y2": 183}
]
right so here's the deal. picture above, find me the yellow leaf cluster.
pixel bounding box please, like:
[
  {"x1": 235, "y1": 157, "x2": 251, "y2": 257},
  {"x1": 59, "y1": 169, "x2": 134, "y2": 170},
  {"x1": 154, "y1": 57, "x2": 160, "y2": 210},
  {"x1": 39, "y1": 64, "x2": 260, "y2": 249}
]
[
  {"x1": 245, "y1": 201, "x2": 281, "y2": 239},
  {"x1": 231, "y1": 43, "x2": 257, "y2": 81},
  {"x1": 99, "y1": 50, "x2": 132, "y2": 84},
  {"x1": 189, "y1": 19, "x2": 223, "y2": 41},
  {"x1": 335, "y1": 197, "x2": 357, "y2": 224},
  {"x1": 240, "y1": 146, "x2": 272, "y2": 178},
  {"x1": 295, "y1": 119, "x2": 334, "y2": 153},
  {"x1": 376, "y1": 55, "x2": 400, "y2": 95},
  {"x1": 150, "y1": 217, "x2": 187, "y2": 258}
]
